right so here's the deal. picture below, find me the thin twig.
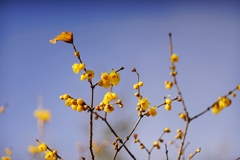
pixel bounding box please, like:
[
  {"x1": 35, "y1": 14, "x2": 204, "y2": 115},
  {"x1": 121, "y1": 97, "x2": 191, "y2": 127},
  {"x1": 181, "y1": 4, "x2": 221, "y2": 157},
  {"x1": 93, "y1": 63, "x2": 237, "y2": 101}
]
[
  {"x1": 182, "y1": 142, "x2": 190, "y2": 160},
  {"x1": 165, "y1": 143, "x2": 169, "y2": 160},
  {"x1": 169, "y1": 33, "x2": 189, "y2": 160},
  {"x1": 94, "y1": 112, "x2": 136, "y2": 160},
  {"x1": 148, "y1": 132, "x2": 165, "y2": 160},
  {"x1": 113, "y1": 116, "x2": 143, "y2": 159}
]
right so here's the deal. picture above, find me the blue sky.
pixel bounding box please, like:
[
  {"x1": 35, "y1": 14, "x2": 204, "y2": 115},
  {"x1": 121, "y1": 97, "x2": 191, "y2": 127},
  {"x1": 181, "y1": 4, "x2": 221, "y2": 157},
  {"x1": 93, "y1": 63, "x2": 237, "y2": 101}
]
[{"x1": 0, "y1": 1, "x2": 240, "y2": 160}]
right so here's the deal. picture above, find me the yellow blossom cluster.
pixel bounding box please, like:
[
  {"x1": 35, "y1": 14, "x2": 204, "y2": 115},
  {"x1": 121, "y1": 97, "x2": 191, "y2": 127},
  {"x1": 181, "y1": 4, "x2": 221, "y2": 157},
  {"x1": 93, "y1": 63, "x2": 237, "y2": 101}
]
[
  {"x1": 133, "y1": 79, "x2": 158, "y2": 117},
  {"x1": 59, "y1": 94, "x2": 88, "y2": 112},
  {"x1": 165, "y1": 98, "x2": 172, "y2": 111},
  {"x1": 164, "y1": 53, "x2": 178, "y2": 90},
  {"x1": 29, "y1": 143, "x2": 58, "y2": 160},
  {"x1": 137, "y1": 98, "x2": 150, "y2": 110},
  {"x1": 98, "y1": 70, "x2": 121, "y2": 89},
  {"x1": 133, "y1": 81, "x2": 144, "y2": 90},
  {"x1": 103, "y1": 92, "x2": 118, "y2": 104},
  {"x1": 212, "y1": 96, "x2": 232, "y2": 114},
  {"x1": 95, "y1": 99, "x2": 123, "y2": 113},
  {"x1": 72, "y1": 63, "x2": 85, "y2": 74},
  {"x1": 34, "y1": 109, "x2": 51, "y2": 123},
  {"x1": 95, "y1": 92, "x2": 119, "y2": 113},
  {"x1": 45, "y1": 150, "x2": 58, "y2": 160},
  {"x1": 81, "y1": 70, "x2": 95, "y2": 81}
]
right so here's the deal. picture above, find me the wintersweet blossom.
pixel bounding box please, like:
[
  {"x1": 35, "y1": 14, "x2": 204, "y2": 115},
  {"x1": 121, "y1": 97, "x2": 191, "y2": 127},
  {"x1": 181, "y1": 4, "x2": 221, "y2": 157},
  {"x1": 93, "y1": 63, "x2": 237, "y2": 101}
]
[
  {"x1": 170, "y1": 53, "x2": 179, "y2": 62},
  {"x1": 149, "y1": 106, "x2": 157, "y2": 117},
  {"x1": 34, "y1": 109, "x2": 51, "y2": 122},
  {"x1": 109, "y1": 70, "x2": 120, "y2": 86},
  {"x1": 38, "y1": 143, "x2": 47, "y2": 152},
  {"x1": 138, "y1": 98, "x2": 150, "y2": 110}
]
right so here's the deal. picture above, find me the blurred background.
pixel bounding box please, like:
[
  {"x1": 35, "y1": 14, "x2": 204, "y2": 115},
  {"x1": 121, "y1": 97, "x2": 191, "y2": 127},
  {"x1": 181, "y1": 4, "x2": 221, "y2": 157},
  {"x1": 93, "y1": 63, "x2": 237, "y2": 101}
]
[{"x1": 0, "y1": 1, "x2": 240, "y2": 160}]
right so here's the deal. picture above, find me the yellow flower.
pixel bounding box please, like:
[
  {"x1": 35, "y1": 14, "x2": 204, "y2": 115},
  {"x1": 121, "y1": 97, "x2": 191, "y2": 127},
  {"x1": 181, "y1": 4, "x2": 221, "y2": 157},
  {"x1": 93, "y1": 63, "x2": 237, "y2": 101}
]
[
  {"x1": 28, "y1": 145, "x2": 38, "y2": 154},
  {"x1": 149, "y1": 106, "x2": 157, "y2": 117},
  {"x1": 80, "y1": 73, "x2": 88, "y2": 81},
  {"x1": 165, "y1": 81, "x2": 173, "y2": 90},
  {"x1": 138, "y1": 98, "x2": 150, "y2": 110},
  {"x1": 65, "y1": 98, "x2": 72, "y2": 106},
  {"x1": 153, "y1": 141, "x2": 160, "y2": 149},
  {"x1": 72, "y1": 63, "x2": 85, "y2": 74},
  {"x1": 49, "y1": 31, "x2": 73, "y2": 44},
  {"x1": 218, "y1": 97, "x2": 231, "y2": 108},
  {"x1": 104, "y1": 105, "x2": 114, "y2": 113},
  {"x1": 34, "y1": 109, "x2": 51, "y2": 122},
  {"x1": 103, "y1": 92, "x2": 114, "y2": 104},
  {"x1": 45, "y1": 151, "x2": 54, "y2": 160},
  {"x1": 133, "y1": 84, "x2": 139, "y2": 90},
  {"x1": 77, "y1": 98, "x2": 84, "y2": 105},
  {"x1": 196, "y1": 148, "x2": 201, "y2": 153},
  {"x1": 164, "y1": 127, "x2": 171, "y2": 133},
  {"x1": 62, "y1": 94, "x2": 69, "y2": 100},
  {"x1": 179, "y1": 113, "x2": 186, "y2": 120},
  {"x1": 98, "y1": 80, "x2": 111, "y2": 89},
  {"x1": 103, "y1": 81, "x2": 111, "y2": 89},
  {"x1": 71, "y1": 104, "x2": 77, "y2": 110},
  {"x1": 212, "y1": 103, "x2": 220, "y2": 114},
  {"x1": 153, "y1": 141, "x2": 159, "y2": 146},
  {"x1": 237, "y1": 84, "x2": 240, "y2": 90},
  {"x1": 170, "y1": 53, "x2": 179, "y2": 62},
  {"x1": 138, "y1": 81, "x2": 144, "y2": 87},
  {"x1": 101, "y1": 72, "x2": 110, "y2": 83},
  {"x1": 109, "y1": 70, "x2": 120, "y2": 86},
  {"x1": 86, "y1": 70, "x2": 95, "y2": 79},
  {"x1": 165, "y1": 104, "x2": 171, "y2": 111},
  {"x1": 111, "y1": 93, "x2": 118, "y2": 100},
  {"x1": 77, "y1": 105, "x2": 83, "y2": 112},
  {"x1": 38, "y1": 143, "x2": 47, "y2": 152},
  {"x1": 165, "y1": 98, "x2": 172, "y2": 105}
]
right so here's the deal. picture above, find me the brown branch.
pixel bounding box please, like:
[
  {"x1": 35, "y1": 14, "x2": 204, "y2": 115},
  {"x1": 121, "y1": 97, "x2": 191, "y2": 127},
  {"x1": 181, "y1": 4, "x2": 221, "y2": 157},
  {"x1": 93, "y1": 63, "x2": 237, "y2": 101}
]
[
  {"x1": 94, "y1": 112, "x2": 136, "y2": 160},
  {"x1": 113, "y1": 116, "x2": 143, "y2": 159},
  {"x1": 89, "y1": 87, "x2": 95, "y2": 159},
  {"x1": 169, "y1": 33, "x2": 190, "y2": 160},
  {"x1": 147, "y1": 131, "x2": 165, "y2": 160},
  {"x1": 182, "y1": 142, "x2": 190, "y2": 160}
]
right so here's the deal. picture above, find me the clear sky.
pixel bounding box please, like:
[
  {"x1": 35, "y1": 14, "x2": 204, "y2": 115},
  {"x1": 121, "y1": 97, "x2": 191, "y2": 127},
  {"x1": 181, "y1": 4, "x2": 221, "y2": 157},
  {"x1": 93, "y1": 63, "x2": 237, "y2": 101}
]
[{"x1": 0, "y1": 1, "x2": 240, "y2": 160}]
